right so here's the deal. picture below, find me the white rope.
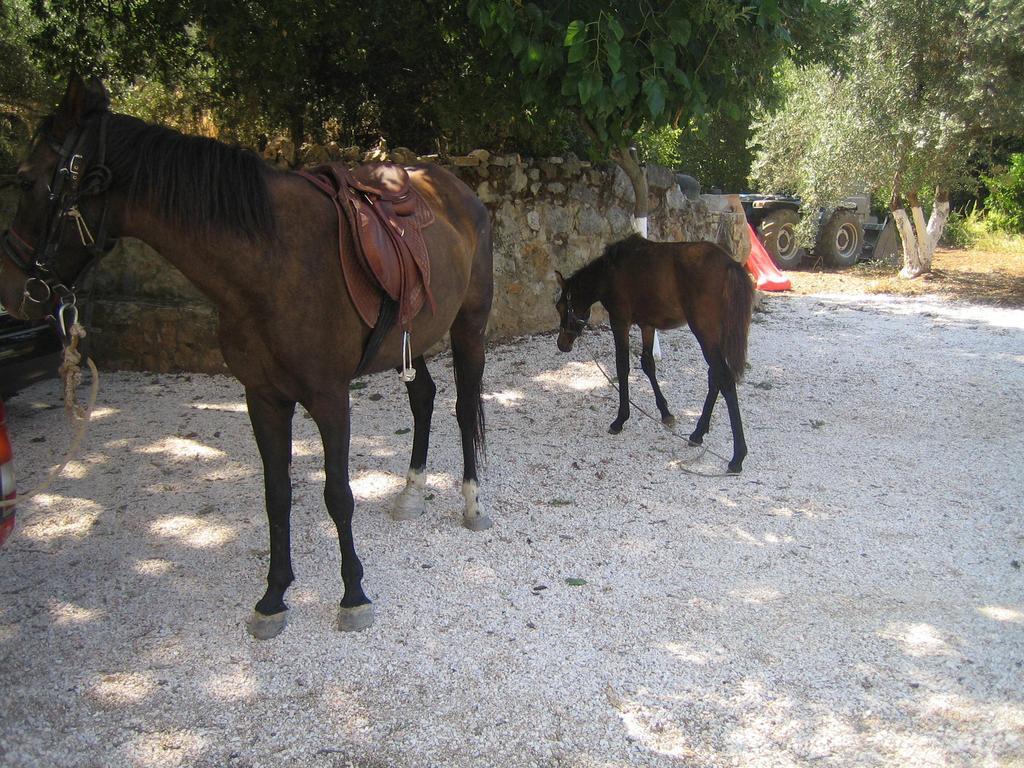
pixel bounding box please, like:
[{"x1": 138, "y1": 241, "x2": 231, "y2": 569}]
[
  {"x1": 1, "y1": 323, "x2": 99, "y2": 509},
  {"x1": 579, "y1": 331, "x2": 737, "y2": 478}
]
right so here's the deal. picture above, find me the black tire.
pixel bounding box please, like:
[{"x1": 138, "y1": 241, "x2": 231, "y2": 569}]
[
  {"x1": 759, "y1": 209, "x2": 805, "y2": 270},
  {"x1": 815, "y1": 210, "x2": 864, "y2": 267}
]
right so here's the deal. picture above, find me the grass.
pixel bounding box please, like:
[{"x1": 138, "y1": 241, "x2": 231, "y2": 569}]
[
  {"x1": 968, "y1": 228, "x2": 1024, "y2": 256},
  {"x1": 785, "y1": 244, "x2": 1024, "y2": 307}
]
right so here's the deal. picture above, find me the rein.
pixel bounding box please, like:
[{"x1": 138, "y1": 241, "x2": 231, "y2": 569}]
[
  {"x1": 576, "y1": 329, "x2": 738, "y2": 479},
  {"x1": 1, "y1": 111, "x2": 115, "y2": 329},
  {"x1": 0, "y1": 114, "x2": 114, "y2": 513}
]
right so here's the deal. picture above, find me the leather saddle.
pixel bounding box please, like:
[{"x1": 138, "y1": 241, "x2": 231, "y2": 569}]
[{"x1": 297, "y1": 162, "x2": 435, "y2": 331}]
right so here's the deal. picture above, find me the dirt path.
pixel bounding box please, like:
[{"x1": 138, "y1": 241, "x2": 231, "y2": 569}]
[{"x1": 1, "y1": 290, "x2": 1022, "y2": 767}]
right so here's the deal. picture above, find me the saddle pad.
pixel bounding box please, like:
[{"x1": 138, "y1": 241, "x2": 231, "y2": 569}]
[{"x1": 297, "y1": 162, "x2": 435, "y2": 329}]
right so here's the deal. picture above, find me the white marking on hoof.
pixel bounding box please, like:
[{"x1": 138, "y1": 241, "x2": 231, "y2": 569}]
[
  {"x1": 461, "y1": 480, "x2": 492, "y2": 531},
  {"x1": 246, "y1": 609, "x2": 287, "y2": 640},
  {"x1": 337, "y1": 603, "x2": 375, "y2": 632},
  {"x1": 392, "y1": 468, "x2": 426, "y2": 521}
]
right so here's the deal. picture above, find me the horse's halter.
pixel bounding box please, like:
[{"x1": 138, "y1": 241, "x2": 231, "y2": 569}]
[
  {"x1": 559, "y1": 291, "x2": 590, "y2": 340},
  {"x1": 1, "y1": 110, "x2": 115, "y2": 330}
]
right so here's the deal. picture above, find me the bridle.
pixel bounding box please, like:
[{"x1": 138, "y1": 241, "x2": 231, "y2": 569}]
[
  {"x1": 1, "y1": 110, "x2": 116, "y2": 335},
  {"x1": 559, "y1": 291, "x2": 589, "y2": 341}
]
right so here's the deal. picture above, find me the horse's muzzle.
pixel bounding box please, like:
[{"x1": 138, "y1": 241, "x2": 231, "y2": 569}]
[{"x1": 556, "y1": 332, "x2": 576, "y2": 353}]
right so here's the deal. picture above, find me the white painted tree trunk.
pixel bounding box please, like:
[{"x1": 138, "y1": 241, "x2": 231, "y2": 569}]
[
  {"x1": 629, "y1": 214, "x2": 662, "y2": 360},
  {"x1": 896, "y1": 197, "x2": 950, "y2": 279}
]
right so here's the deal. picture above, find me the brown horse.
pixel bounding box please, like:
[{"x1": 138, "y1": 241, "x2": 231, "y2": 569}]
[
  {"x1": 0, "y1": 76, "x2": 493, "y2": 637},
  {"x1": 555, "y1": 234, "x2": 754, "y2": 473}
]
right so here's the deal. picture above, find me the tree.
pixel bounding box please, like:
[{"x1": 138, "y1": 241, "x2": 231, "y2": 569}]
[
  {"x1": 2, "y1": 1, "x2": 545, "y2": 159},
  {"x1": 751, "y1": 0, "x2": 1024, "y2": 277},
  {"x1": 0, "y1": 0, "x2": 45, "y2": 168},
  {"x1": 469, "y1": 0, "x2": 845, "y2": 234},
  {"x1": 191, "y1": 0, "x2": 527, "y2": 154}
]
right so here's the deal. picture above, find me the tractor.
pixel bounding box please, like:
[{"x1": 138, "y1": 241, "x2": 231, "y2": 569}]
[{"x1": 739, "y1": 193, "x2": 899, "y2": 270}]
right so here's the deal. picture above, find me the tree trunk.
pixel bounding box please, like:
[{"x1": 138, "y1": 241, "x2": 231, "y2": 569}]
[
  {"x1": 895, "y1": 188, "x2": 950, "y2": 279},
  {"x1": 610, "y1": 144, "x2": 649, "y2": 237},
  {"x1": 609, "y1": 144, "x2": 661, "y2": 357},
  {"x1": 926, "y1": 187, "x2": 951, "y2": 258},
  {"x1": 289, "y1": 114, "x2": 305, "y2": 167}
]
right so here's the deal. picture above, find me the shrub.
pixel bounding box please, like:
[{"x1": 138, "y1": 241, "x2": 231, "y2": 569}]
[
  {"x1": 984, "y1": 153, "x2": 1024, "y2": 234},
  {"x1": 941, "y1": 210, "x2": 975, "y2": 248}
]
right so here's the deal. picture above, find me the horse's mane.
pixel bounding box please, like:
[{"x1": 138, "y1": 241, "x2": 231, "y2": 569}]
[
  {"x1": 600, "y1": 233, "x2": 646, "y2": 265},
  {"x1": 100, "y1": 114, "x2": 277, "y2": 242},
  {"x1": 569, "y1": 233, "x2": 645, "y2": 283}
]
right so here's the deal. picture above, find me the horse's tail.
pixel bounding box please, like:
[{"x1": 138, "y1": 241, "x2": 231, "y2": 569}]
[
  {"x1": 450, "y1": 208, "x2": 492, "y2": 464},
  {"x1": 453, "y1": 357, "x2": 486, "y2": 461},
  {"x1": 721, "y1": 260, "x2": 754, "y2": 382}
]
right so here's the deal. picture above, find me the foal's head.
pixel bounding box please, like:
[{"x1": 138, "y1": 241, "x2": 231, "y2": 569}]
[{"x1": 554, "y1": 270, "x2": 590, "y2": 353}]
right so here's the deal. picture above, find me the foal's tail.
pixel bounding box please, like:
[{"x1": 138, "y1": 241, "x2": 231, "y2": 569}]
[{"x1": 721, "y1": 261, "x2": 755, "y2": 382}]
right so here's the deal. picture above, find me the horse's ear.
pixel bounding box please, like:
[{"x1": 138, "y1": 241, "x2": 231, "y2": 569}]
[
  {"x1": 555, "y1": 270, "x2": 566, "y2": 289},
  {"x1": 52, "y1": 74, "x2": 109, "y2": 138},
  {"x1": 52, "y1": 73, "x2": 89, "y2": 138},
  {"x1": 84, "y1": 77, "x2": 111, "y2": 115}
]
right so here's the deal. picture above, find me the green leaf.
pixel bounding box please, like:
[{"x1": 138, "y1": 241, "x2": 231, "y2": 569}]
[
  {"x1": 578, "y1": 70, "x2": 601, "y2": 105},
  {"x1": 496, "y1": 4, "x2": 512, "y2": 34},
  {"x1": 565, "y1": 577, "x2": 588, "y2": 586},
  {"x1": 651, "y1": 39, "x2": 676, "y2": 70},
  {"x1": 608, "y1": 17, "x2": 625, "y2": 42},
  {"x1": 521, "y1": 41, "x2": 543, "y2": 73},
  {"x1": 568, "y1": 40, "x2": 587, "y2": 63},
  {"x1": 564, "y1": 19, "x2": 585, "y2": 47},
  {"x1": 611, "y1": 70, "x2": 628, "y2": 96},
  {"x1": 395, "y1": 427, "x2": 411, "y2": 435},
  {"x1": 668, "y1": 18, "x2": 690, "y2": 46},
  {"x1": 643, "y1": 78, "x2": 666, "y2": 119},
  {"x1": 604, "y1": 37, "x2": 621, "y2": 74},
  {"x1": 510, "y1": 31, "x2": 526, "y2": 56}
]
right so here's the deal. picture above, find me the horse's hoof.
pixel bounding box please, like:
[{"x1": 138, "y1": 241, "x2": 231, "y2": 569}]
[
  {"x1": 662, "y1": 414, "x2": 676, "y2": 428},
  {"x1": 460, "y1": 480, "x2": 490, "y2": 531},
  {"x1": 337, "y1": 603, "x2": 375, "y2": 632},
  {"x1": 608, "y1": 423, "x2": 624, "y2": 435},
  {"x1": 246, "y1": 609, "x2": 288, "y2": 640},
  {"x1": 463, "y1": 513, "x2": 493, "y2": 532},
  {"x1": 393, "y1": 469, "x2": 426, "y2": 521},
  {"x1": 727, "y1": 462, "x2": 743, "y2": 475},
  {"x1": 687, "y1": 435, "x2": 703, "y2": 447},
  {"x1": 392, "y1": 490, "x2": 425, "y2": 521}
]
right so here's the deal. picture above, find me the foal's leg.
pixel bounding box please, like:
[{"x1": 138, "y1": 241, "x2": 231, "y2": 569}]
[
  {"x1": 689, "y1": 349, "x2": 748, "y2": 473},
  {"x1": 308, "y1": 397, "x2": 373, "y2": 631},
  {"x1": 450, "y1": 309, "x2": 492, "y2": 531},
  {"x1": 244, "y1": 389, "x2": 296, "y2": 640},
  {"x1": 608, "y1": 320, "x2": 632, "y2": 434},
  {"x1": 688, "y1": 366, "x2": 720, "y2": 448},
  {"x1": 393, "y1": 356, "x2": 436, "y2": 520},
  {"x1": 639, "y1": 325, "x2": 675, "y2": 427},
  {"x1": 717, "y1": 360, "x2": 748, "y2": 474}
]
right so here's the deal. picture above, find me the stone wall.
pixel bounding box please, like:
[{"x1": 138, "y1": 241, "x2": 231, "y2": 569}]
[{"x1": 5, "y1": 151, "x2": 751, "y2": 373}]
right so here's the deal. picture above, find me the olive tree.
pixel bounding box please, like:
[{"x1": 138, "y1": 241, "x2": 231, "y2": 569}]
[{"x1": 751, "y1": 0, "x2": 1024, "y2": 277}]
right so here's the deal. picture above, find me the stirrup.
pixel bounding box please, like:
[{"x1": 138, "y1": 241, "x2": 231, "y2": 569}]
[{"x1": 400, "y1": 331, "x2": 416, "y2": 382}]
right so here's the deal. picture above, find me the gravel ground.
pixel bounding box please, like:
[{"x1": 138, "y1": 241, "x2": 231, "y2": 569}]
[{"x1": 1, "y1": 291, "x2": 1022, "y2": 768}]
